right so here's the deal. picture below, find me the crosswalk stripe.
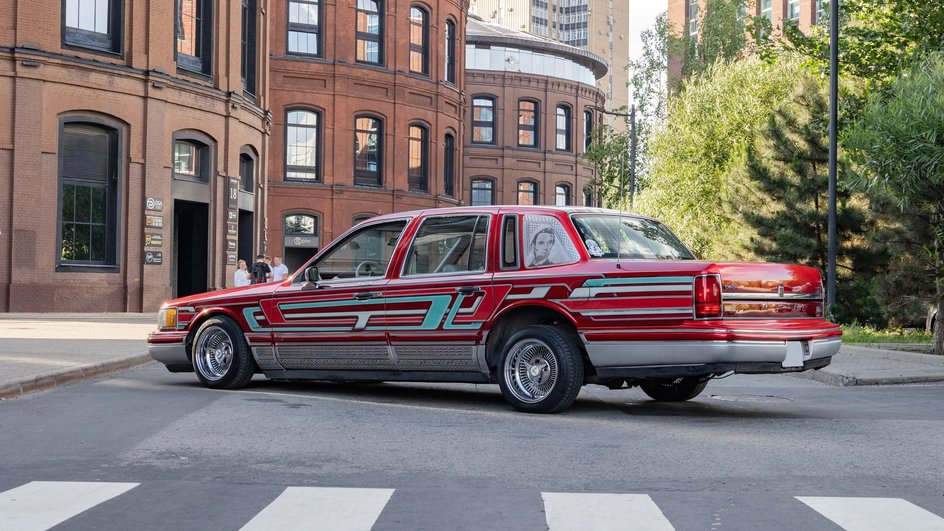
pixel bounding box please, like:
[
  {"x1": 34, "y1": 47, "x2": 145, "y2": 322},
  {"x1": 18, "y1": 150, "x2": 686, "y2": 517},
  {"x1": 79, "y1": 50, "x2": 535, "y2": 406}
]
[
  {"x1": 542, "y1": 492, "x2": 675, "y2": 531},
  {"x1": 797, "y1": 496, "x2": 944, "y2": 531},
  {"x1": 239, "y1": 486, "x2": 395, "y2": 531},
  {"x1": 0, "y1": 481, "x2": 139, "y2": 531}
]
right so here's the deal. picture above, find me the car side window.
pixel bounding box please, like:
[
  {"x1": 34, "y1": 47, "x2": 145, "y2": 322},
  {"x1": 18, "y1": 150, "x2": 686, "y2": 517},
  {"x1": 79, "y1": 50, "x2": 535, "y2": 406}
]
[
  {"x1": 523, "y1": 214, "x2": 580, "y2": 268},
  {"x1": 314, "y1": 220, "x2": 407, "y2": 280},
  {"x1": 501, "y1": 214, "x2": 519, "y2": 269},
  {"x1": 403, "y1": 215, "x2": 489, "y2": 276}
]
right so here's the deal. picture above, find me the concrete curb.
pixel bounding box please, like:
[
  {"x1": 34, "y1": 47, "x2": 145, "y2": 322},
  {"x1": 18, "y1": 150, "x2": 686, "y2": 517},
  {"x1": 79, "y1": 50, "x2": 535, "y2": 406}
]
[
  {"x1": 793, "y1": 368, "x2": 944, "y2": 387},
  {"x1": 0, "y1": 354, "x2": 153, "y2": 400}
]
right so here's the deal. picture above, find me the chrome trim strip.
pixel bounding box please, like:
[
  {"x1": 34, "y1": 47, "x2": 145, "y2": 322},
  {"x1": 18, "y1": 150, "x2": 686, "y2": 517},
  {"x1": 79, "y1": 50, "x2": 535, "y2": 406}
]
[
  {"x1": 582, "y1": 326, "x2": 841, "y2": 336},
  {"x1": 148, "y1": 343, "x2": 189, "y2": 366},
  {"x1": 724, "y1": 293, "x2": 823, "y2": 301},
  {"x1": 583, "y1": 337, "x2": 841, "y2": 368},
  {"x1": 580, "y1": 307, "x2": 694, "y2": 317}
]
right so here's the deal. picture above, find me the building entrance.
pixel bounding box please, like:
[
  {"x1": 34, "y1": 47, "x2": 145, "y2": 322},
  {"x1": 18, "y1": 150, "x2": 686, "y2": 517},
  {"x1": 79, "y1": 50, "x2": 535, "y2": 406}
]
[
  {"x1": 238, "y1": 210, "x2": 254, "y2": 265},
  {"x1": 173, "y1": 200, "x2": 209, "y2": 297}
]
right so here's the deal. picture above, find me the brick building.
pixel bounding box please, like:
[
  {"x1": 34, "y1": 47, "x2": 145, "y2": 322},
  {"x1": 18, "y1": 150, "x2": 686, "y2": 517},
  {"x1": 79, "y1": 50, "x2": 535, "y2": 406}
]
[
  {"x1": 266, "y1": 0, "x2": 469, "y2": 271},
  {"x1": 0, "y1": 0, "x2": 270, "y2": 311},
  {"x1": 462, "y1": 16, "x2": 606, "y2": 209}
]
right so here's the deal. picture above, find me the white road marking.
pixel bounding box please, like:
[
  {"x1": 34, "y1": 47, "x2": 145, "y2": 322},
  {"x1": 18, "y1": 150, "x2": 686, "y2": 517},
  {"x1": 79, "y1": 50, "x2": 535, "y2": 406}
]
[
  {"x1": 797, "y1": 496, "x2": 944, "y2": 531},
  {"x1": 0, "y1": 481, "x2": 139, "y2": 531},
  {"x1": 239, "y1": 486, "x2": 394, "y2": 531},
  {"x1": 542, "y1": 492, "x2": 675, "y2": 531}
]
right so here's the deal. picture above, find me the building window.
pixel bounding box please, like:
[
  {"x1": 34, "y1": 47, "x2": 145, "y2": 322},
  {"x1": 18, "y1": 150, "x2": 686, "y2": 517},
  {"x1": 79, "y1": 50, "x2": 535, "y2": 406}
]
[
  {"x1": 472, "y1": 97, "x2": 496, "y2": 144},
  {"x1": 288, "y1": 0, "x2": 320, "y2": 56},
  {"x1": 409, "y1": 6, "x2": 429, "y2": 75},
  {"x1": 444, "y1": 133, "x2": 456, "y2": 197},
  {"x1": 687, "y1": 0, "x2": 698, "y2": 37},
  {"x1": 518, "y1": 100, "x2": 538, "y2": 148},
  {"x1": 352, "y1": 214, "x2": 375, "y2": 225},
  {"x1": 63, "y1": 0, "x2": 122, "y2": 53},
  {"x1": 176, "y1": 0, "x2": 212, "y2": 74},
  {"x1": 584, "y1": 110, "x2": 593, "y2": 151},
  {"x1": 815, "y1": 0, "x2": 827, "y2": 23},
  {"x1": 787, "y1": 0, "x2": 800, "y2": 22},
  {"x1": 354, "y1": 115, "x2": 383, "y2": 186},
  {"x1": 444, "y1": 18, "x2": 457, "y2": 84},
  {"x1": 241, "y1": 0, "x2": 257, "y2": 93},
  {"x1": 471, "y1": 179, "x2": 494, "y2": 206},
  {"x1": 556, "y1": 105, "x2": 571, "y2": 151},
  {"x1": 583, "y1": 187, "x2": 593, "y2": 207},
  {"x1": 555, "y1": 184, "x2": 571, "y2": 206},
  {"x1": 286, "y1": 109, "x2": 320, "y2": 181},
  {"x1": 760, "y1": 0, "x2": 772, "y2": 20},
  {"x1": 173, "y1": 140, "x2": 208, "y2": 181},
  {"x1": 284, "y1": 213, "x2": 317, "y2": 235},
  {"x1": 517, "y1": 181, "x2": 537, "y2": 205},
  {"x1": 356, "y1": 0, "x2": 383, "y2": 64},
  {"x1": 239, "y1": 152, "x2": 255, "y2": 192},
  {"x1": 408, "y1": 124, "x2": 428, "y2": 192},
  {"x1": 58, "y1": 122, "x2": 119, "y2": 269}
]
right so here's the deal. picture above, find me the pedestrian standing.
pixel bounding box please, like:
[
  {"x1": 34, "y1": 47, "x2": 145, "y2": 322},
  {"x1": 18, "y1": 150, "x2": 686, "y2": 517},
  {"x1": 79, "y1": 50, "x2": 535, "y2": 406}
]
[
  {"x1": 233, "y1": 259, "x2": 252, "y2": 287},
  {"x1": 249, "y1": 254, "x2": 271, "y2": 285},
  {"x1": 271, "y1": 256, "x2": 290, "y2": 282}
]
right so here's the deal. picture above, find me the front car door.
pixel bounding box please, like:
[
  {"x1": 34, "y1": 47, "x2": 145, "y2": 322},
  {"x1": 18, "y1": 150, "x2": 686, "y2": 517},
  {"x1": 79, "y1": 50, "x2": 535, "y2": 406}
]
[
  {"x1": 383, "y1": 213, "x2": 496, "y2": 380},
  {"x1": 249, "y1": 218, "x2": 409, "y2": 376}
]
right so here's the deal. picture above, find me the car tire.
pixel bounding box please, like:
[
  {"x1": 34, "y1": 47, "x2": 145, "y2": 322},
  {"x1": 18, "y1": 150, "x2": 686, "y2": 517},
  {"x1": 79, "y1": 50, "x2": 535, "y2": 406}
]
[
  {"x1": 497, "y1": 325, "x2": 584, "y2": 414},
  {"x1": 640, "y1": 377, "x2": 708, "y2": 402},
  {"x1": 191, "y1": 316, "x2": 256, "y2": 389}
]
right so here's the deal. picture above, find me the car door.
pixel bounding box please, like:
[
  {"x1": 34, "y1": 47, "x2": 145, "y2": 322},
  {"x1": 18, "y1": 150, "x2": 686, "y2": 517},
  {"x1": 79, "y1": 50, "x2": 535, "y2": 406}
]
[
  {"x1": 253, "y1": 218, "x2": 409, "y2": 374},
  {"x1": 383, "y1": 213, "x2": 496, "y2": 376}
]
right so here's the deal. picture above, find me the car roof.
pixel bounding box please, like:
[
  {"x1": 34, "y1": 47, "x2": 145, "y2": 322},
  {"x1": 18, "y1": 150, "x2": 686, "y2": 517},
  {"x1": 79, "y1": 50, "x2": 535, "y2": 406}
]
[{"x1": 361, "y1": 205, "x2": 659, "y2": 223}]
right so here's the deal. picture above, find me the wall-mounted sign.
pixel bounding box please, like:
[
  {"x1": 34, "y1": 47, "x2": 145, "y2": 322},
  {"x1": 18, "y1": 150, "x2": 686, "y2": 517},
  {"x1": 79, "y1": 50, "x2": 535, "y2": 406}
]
[
  {"x1": 144, "y1": 251, "x2": 163, "y2": 265},
  {"x1": 228, "y1": 211, "x2": 238, "y2": 222},
  {"x1": 226, "y1": 239, "x2": 237, "y2": 251},
  {"x1": 145, "y1": 197, "x2": 164, "y2": 212},
  {"x1": 145, "y1": 215, "x2": 163, "y2": 228},
  {"x1": 226, "y1": 252, "x2": 237, "y2": 265},
  {"x1": 145, "y1": 233, "x2": 163, "y2": 247},
  {"x1": 285, "y1": 235, "x2": 319, "y2": 248},
  {"x1": 228, "y1": 178, "x2": 239, "y2": 209},
  {"x1": 227, "y1": 222, "x2": 238, "y2": 236}
]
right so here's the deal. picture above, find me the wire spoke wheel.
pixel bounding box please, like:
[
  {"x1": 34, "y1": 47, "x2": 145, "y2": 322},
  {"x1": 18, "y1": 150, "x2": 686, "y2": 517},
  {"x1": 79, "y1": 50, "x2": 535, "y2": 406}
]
[
  {"x1": 504, "y1": 338, "x2": 560, "y2": 404},
  {"x1": 194, "y1": 326, "x2": 235, "y2": 381}
]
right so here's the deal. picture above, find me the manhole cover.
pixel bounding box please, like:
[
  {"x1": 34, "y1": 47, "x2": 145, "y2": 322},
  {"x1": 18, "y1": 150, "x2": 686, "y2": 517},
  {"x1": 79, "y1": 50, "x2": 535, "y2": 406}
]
[{"x1": 707, "y1": 394, "x2": 793, "y2": 403}]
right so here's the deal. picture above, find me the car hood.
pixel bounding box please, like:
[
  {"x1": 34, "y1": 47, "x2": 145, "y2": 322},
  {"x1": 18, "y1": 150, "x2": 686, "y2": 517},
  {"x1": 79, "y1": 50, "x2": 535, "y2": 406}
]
[{"x1": 162, "y1": 282, "x2": 285, "y2": 308}]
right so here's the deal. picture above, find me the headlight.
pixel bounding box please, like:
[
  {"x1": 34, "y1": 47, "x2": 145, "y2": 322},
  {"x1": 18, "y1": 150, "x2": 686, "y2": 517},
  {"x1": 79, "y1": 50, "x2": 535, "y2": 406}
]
[{"x1": 158, "y1": 308, "x2": 178, "y2": 330}]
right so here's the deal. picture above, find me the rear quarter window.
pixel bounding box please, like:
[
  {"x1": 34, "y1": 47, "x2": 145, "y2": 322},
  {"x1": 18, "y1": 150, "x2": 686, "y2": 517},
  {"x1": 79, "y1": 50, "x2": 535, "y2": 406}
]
[{"x1": 523, "y1": 214, "x2": 580, "y2": 268}]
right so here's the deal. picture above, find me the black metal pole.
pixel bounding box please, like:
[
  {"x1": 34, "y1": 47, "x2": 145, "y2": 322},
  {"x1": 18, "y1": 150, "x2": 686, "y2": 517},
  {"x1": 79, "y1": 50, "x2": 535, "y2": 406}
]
[
  {"x1": 629, "y1": 105, "x2": 637, "y2": 207},
  {"x1": 827, "y1": 0, "x2": 838, "y2": 315}
]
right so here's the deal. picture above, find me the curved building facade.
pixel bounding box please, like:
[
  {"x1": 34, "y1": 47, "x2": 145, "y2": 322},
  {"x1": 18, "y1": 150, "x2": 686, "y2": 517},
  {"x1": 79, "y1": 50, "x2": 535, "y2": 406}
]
[
  {"x1": 267, "y1": 0, "x2": 468, "y2": 271},
  {"x1": 462, "y1": 16, "x2": 606, "y2": 209},
  {"x1": 0, "y1": 0, "x2": 269, "y2": 311}
]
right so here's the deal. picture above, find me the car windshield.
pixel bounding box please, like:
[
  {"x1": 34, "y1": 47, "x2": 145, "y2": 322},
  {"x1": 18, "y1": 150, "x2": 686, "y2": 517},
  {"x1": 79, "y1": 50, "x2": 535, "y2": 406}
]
[{"x1": 571, "y1": 215, "x2": 695, "y2": 260}]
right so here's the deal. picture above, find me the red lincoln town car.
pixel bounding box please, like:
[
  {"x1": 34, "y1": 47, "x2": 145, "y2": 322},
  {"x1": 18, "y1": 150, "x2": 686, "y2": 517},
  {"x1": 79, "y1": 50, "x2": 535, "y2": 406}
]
[{"x1": 148, "y1": 206, "x2": 841, "y2": 413}]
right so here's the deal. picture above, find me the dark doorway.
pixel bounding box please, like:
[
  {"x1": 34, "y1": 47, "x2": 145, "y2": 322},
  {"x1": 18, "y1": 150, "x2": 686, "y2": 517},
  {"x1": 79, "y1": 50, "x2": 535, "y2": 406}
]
[
  {"x1": 173, "y1": 200, "x2": 209, "y2": 297},
  {"x1": 284, "y1": 246, "x2": 318, "y2": 273},
  {"x1": 238, "y1": 209, "x2": 254, "y2": 265}
]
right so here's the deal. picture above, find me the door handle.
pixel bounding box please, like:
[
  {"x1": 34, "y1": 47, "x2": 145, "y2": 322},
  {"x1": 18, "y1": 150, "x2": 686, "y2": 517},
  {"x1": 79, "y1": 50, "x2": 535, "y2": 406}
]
[
  {"x1": 456, "y1": 286, "x2": 482, "y2": 296},
  {"x1": 353, "y1": 291, "x2": 382, "y2": 301}
]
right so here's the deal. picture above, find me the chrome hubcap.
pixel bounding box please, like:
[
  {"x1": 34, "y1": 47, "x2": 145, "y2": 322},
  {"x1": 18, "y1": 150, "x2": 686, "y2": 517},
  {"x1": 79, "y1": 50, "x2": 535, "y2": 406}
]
[
  {"x1": 194, "y1": 326, "x2": 234, "y2": 381},
  {"x1": 504, "y1": 339, "x2": 559, "y2": 403}
]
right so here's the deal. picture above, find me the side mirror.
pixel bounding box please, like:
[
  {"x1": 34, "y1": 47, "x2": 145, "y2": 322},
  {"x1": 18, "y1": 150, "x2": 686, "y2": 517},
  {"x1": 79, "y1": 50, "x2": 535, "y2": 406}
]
[{"x1": 304, "y1": 266, "x2": 321, "y2": 286}]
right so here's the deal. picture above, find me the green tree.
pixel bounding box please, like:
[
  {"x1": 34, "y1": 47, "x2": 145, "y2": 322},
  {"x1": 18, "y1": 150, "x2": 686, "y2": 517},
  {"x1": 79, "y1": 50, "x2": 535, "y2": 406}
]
[
  {"x1": 582, "y1": 124, "x2": 630, "y2": 209},
  {"x1": 843, "y1": 52, "x2": 944, "y2": 354},
  {"x1": 745, "y1": 75, "x2": 886, "y2": 325}
]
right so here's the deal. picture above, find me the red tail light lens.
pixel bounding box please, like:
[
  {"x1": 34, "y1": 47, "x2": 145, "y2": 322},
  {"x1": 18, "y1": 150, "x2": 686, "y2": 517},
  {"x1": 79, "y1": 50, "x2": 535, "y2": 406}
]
[{"x1": 694, "y1": 275, "x2": 723, "y2": 319}]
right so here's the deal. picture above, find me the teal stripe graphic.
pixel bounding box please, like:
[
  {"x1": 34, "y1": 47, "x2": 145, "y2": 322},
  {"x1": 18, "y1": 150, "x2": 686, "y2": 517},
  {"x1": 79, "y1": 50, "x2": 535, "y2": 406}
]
[{"x1": 581, "y1": 276, "x2": 694, "y2": 288}]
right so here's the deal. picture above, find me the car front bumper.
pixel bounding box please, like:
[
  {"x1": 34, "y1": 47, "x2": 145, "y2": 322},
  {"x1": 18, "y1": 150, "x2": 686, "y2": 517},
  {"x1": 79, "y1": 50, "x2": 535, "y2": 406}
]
[{"x1": 147, "y1": 332, "x2": 192, "y2": 372}]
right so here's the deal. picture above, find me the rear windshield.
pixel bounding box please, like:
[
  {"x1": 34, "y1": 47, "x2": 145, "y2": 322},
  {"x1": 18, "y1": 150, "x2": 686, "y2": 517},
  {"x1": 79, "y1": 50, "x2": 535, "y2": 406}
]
[{"x1": 571, "y1": 215, "x2": 695, "y2": 260}]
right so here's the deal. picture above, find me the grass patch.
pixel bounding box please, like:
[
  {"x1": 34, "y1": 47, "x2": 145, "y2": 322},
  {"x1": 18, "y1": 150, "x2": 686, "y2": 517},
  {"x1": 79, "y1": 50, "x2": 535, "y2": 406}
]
[{"x1": 841, "y1": 323, "x2": 932, "y2": 344}]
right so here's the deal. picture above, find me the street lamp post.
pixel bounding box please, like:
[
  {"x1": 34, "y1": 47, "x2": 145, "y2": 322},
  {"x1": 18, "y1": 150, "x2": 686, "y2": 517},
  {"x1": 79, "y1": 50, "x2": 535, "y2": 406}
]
[
  {"x1": 827, "y1": 0, "x2": 839, "y2": 315},
  {"x1": 591, "y1": 105, "x2": 637, "y2": 208}
]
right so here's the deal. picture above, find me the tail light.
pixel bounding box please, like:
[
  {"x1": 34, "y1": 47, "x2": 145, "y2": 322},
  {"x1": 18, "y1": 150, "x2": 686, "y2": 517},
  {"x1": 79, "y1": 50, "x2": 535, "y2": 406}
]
[{"x1": 694, "y1": 274, "x2": 723, "y2": 319}]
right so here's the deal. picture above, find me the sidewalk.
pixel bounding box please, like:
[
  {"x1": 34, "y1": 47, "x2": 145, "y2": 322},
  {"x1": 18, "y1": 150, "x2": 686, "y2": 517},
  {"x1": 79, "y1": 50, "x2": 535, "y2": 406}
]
[{"x1": 1, "y1": 314, "x2": 943, "y2": 399}]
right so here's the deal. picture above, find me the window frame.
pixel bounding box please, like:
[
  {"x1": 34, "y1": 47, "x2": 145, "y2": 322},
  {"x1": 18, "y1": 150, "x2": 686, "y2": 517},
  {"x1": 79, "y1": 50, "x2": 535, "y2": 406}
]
[
  {"x1": 56, "y1": 117, "x2": 122, "y2": 272},
  {"x1": 408, "y1": 123, "x2": 429, "y2": 192},
  {"x1": 310, "y1": 217, "x2": 409, "y2": 283},
  {"x1": 443, "y1": 132, "x2": 456, "y2": 197},
  {"x1": 500, "y1": 214, "x2": 520, "y2": 270},
  {"x1": 354, "y1": 114, "x2": 384, "y2": 187},
  {"x1": 285, "y1": 108, "x2": 322, "y2": 183},
  {"x1": 172, "y1": 135, "x2": 211, "y2": 183},
  {"x1": 409, "y1": 5, "x2": 430, "y2": 76},
  {"x1": 470, "y1": 178, "x2": 495, "y2": 206},
  {"x1": 444, "y1": 18, "x2": 457, "y2": 84},
  {"x1": 400, "y1": 214, "x2": 491, "y2": 278},
  {"x1": 241, "y1": 0, "x2": 258, "y2": 94},
  {"x1": 471, "y1": 96, "x2": 497, "y2": 145},
  {"x1": 283, "y1": 212, "x2": 319, "y2": 236},
  {"x1": 239, "y1": 148, "x2": 256, "y2": 192},
  {"x1": 175, "y1": 0, "x2": 213, "y2": 76},
  {"x1": 555, "y1": 104, "x2": 572, "y2": 152},
  {"x1": 287, "y1": 0, "x2": 322, "y2": 56},
  {"x1": 687, "y1": 0, "x2": 698, "y2": 37},
  {"x1": 787, "y1": 0, "x2": 800, "y2": 22},
  {"x1": 583, "y1": 109, "x2": 593, "y2": 152},
  {"x1": 555, "y1": 183, "x2": 571, "y2": 206},
  {"x1": 356, "y1": 0, "x2": 384, "y2": 65},
  {"x1": 517, "y1": 180, "x2": 538, "y2": 205},
  {"x1": 62, "y1": 0, "x2": 123, "y2": 54},
  {"x1": 517, "y1": 99, "x2": 539, "y2": 148}
]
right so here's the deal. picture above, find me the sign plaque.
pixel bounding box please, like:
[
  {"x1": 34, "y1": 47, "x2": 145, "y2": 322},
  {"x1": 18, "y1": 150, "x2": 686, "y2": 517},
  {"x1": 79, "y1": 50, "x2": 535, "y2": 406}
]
[
  {"x1": 228, "y1": 178, "x2": 239, "y2": 209},
  {"x1": 145, "y1": 197, "x2": 164, "y2": 212},
  {"x1": 144, "y1": 251, "x2": 163, "y2": 265},
  {"x1": 145, "y1": 215, "x2": 163, "y2": 229},
  {"x1": 226, "y1": 252, "x2": 237, "y2": 265},
  {"x1": 145, "y1": 234, "x2": 163, "y2": 247}
]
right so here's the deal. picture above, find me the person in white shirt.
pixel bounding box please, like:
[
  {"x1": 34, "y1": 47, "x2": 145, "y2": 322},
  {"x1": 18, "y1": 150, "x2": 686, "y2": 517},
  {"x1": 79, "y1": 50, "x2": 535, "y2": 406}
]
[
  {"x1": 270, "y1": 255, "x2": 290, "y2": 282},
  {"x1": 233, "y1": 259, "x2": 252, "y2": 287}
]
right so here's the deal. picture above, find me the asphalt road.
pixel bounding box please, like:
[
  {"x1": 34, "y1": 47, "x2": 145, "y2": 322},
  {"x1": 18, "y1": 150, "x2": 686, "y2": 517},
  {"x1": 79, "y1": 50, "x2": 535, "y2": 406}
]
[{"x1": 1, "y1": 364, "x2": 943, "y2": 530}]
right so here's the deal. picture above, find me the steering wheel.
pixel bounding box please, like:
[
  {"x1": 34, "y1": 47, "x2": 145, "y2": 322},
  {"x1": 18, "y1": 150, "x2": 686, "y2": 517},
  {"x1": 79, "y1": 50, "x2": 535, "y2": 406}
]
[{"x1": 355, "y1": 260, "x2": 383, "y2": 278}]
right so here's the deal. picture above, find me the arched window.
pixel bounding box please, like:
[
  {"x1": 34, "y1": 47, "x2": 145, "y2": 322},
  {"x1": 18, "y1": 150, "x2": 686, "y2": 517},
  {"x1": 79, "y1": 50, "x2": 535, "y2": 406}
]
[
  {"x1": 583, "y1": 187, "x2": 594, "y2": 207},
  {"x1": 472, "y1": 96, "x2": 496, "y2": 144},
  {"x1": 288, "y1": 0, "x2": 321, "y2": 56},
  {"x1": 356, "y1": 0, "x2": 383, "y2": 64},
  {"x1": 443, "y1": 132, "x2": 456, "y2": 197},
  {"x1": 518, "y1": 100, "x2": 539, "y2": 147},
  {"x1": 444, "y1": 18, "x2": 457, "y2": 84},
  {"x1": 408, "y1": 124, "x2": 429, "y2": 192},
  {"x1": 555, "y1": 184, "x2": 571, "y2": 206},
  {"x1": 239, "y1": 151, "x2": 255, "y2": 192},
  {"x1": 409, "y1": 6, "x2": 429, "y2": 75},
  {"x1": 471, "y1": 178, "x2": 494, "y2": 206},
  {"x1": 517, "y1": 181, "x2": 538, "y2": 205},
  {"x1": 285, "y1": 109, "x2": 320, "y2": 181},
  {"x1": 354, "y1": 115, "x2": 383, "y2": 186},
  {"x1": 173, "y1": 138, "x2": 210, "y2": 182},
  {"x1": 556, "y1": 105, "x2": 571, "y2": 151},
  {"x1": 284, "y1": 213, "x2": 318, "y2": 235},
  {"x1": 58, "y1": 120, "x2": 120, "y2": 269},
  {"x1": 583, "y1": 109, "x2": 593, "y2": 151}
]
